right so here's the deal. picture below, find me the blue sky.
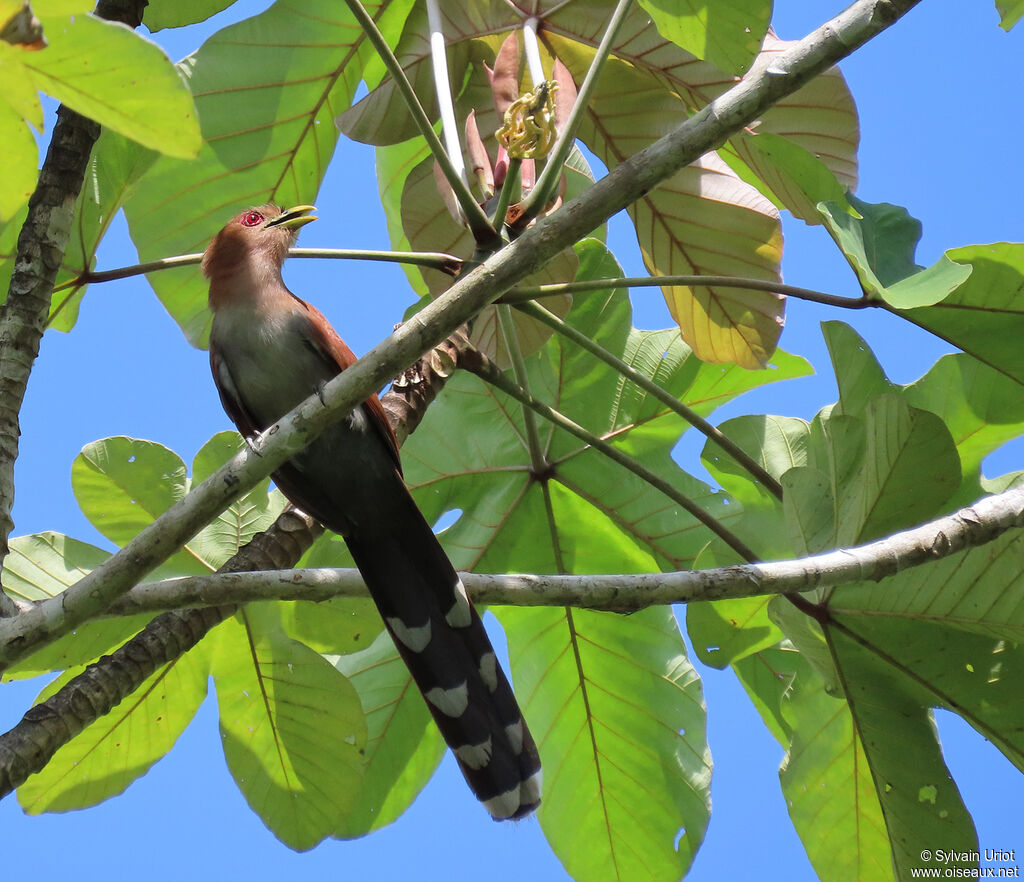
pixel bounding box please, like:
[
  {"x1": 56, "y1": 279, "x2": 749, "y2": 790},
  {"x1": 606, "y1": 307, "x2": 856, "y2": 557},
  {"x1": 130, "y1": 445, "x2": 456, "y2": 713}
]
[{"x1": 2, "y1": 1, "x2": 1023, "y2": 880}]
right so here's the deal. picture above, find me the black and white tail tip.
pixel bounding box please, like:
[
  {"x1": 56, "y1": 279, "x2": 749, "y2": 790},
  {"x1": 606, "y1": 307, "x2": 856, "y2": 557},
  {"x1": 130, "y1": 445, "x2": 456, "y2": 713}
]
[{"x1": 384, "y1": 574, "x2": 543, "y2": 820}]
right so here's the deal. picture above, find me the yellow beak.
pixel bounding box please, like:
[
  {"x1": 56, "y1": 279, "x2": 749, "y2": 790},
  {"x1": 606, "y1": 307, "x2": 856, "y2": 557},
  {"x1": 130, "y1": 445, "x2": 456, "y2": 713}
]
[{"x1": 266, "y1": 205, "x2": 318, "y2": 230}]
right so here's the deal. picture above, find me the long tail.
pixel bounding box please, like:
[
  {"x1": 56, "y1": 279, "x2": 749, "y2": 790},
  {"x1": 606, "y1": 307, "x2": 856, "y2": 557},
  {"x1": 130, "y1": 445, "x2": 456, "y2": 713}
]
[{"x1": 344, "y1": 497, "x2": 542, "y2": 820}]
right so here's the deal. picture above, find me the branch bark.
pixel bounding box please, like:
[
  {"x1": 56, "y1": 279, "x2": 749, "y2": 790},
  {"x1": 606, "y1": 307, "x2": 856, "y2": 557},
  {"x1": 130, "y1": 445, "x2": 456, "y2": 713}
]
[
  {"x1": 0, "y1": 0, "x2": 149, "y2": 613},
  {"x1": 0, "y1": 0, "x2": 922, "y2": 666},
  {"x1": 98, "y1": 483, "x2": 1024, "y2": 614}
]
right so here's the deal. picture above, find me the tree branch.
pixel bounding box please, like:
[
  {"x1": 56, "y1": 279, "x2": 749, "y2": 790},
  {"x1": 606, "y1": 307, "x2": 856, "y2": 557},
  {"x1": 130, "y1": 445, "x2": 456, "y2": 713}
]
[
  {"x1": 500, "y1": 274, "x2": 872, "y2": 310},
  {"x1": 59, "y1": 247, "x2": 463, "y2": 291},
  {"x1": 100, "y1": 483, "x2": 1024, "y2": 614},
  {"x1": 0, "y1": 0, "x2": 922, "y2": 667},
  {"x1": 0, "y1": 0, "x2": 149, "y2": 613}
]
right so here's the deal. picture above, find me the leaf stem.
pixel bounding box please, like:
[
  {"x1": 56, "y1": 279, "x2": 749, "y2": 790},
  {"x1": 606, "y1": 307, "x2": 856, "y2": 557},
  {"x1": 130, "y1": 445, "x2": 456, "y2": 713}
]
[
  {"x1": 517, "y1": 300, "x2": 784, "y2": 499},
  {"x1": 522, "y1": 0, "x2": 633, "y2": 219},
  {"x1": 490, "y1": 158, "x2": 521, "y2": 229},
  {"x1": 496, "y1": 305, "x2": 549, "y2": 474},
  {"x1": 521, "y1": 17, "x2": 546, "y2": 85},
  {"x1": 502, "y1": 274, "x2": 871, "y2": 310},
  {"x1": 426, "y1": 0, "x2": 466, "y2": 184},
  {"x1": 468, "y1": 356, "x2": 761, "y2": 562},
  {"x1": 341, "y1": 0, "x2": 496, "y2": 245}
]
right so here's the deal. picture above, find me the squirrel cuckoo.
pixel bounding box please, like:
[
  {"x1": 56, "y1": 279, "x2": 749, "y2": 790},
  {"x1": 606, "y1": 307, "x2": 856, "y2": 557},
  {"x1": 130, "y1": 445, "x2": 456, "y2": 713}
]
[{"x1": 203, "y1": 204, "x2": 541, "y2": 820}]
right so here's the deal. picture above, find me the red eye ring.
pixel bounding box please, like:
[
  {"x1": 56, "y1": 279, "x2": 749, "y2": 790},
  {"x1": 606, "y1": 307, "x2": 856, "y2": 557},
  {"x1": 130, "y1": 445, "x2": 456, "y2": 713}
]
[{"x1": 240, "y1": 210, "x2": 264, "y2": 227}]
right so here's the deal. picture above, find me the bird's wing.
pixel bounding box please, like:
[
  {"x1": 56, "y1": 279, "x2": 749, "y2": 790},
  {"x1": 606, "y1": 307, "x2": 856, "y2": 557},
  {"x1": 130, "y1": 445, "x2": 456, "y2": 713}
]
[
  {"x1": 295, "y1": 297, "x2": 403, "y2": 474},
  {"x1": 209, "y1": 347, "x2": 261, "y2": 439}
]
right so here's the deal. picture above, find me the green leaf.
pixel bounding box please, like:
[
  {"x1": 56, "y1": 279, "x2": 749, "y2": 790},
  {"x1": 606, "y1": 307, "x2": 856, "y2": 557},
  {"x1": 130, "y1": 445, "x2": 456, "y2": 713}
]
[
  {"x1": 551, "y1": 37, "x2": 784, "y2": 367},
  {"x1": 2, "y1": 531, "x2": 110, "y2": 602},
  {"x1": 853, "y1": 394, "x2": 961, "y2": 544},
  {"x1": 25, "y1": 13, "x2": 200, "y2": 158},
  {"x1": 72, "y1": 437, "x2": 189, "y2": 548},
  {"x1": 0, "y1": 40, "x2": 43, "y2": 130},
  {"x1": 996, "y1": 0, "x2": 1024, "y2": 29},
  {"x1": 0, "y1": 46, "x2": 39, "y2": 220},
  {"x1": 505, "y1": 605, "x2": 710, "y2": 882},
  {"x1": 188, "y1": 432, "x2": 287, "y2": 568},
  {"x1": 332, "y1": 629, "x2": 444, "y2": 837},
  {"x1": 144, "y1": 0, "x2": 239, "y2": 31},
  {"x1": 279, "y1": 597, "x2": 383, "y2": 656},
  {"x1": 1, "y1": 532, "x2": 152, "y2": 679},
  {"x1": 731, "y1": 645, "x2": 800, "y2": 746},
  {"x1": 903, "y1": 353, "x2": 1024, "y2": 503},
  {"x1": 822, "y1": 321, "x2": 895, "y2": 416},
  {"x1": 831, "y1": 525, "x2": 1024, "y2": 646},
  {"x1": 124, "y1": 0, "x2": 413, "y2": 345},
  {"x1": 18, "y1": 641, "x2": 210, "y2": 812},
  {"x1": 894, "y1": 243, "x2": 1024, "y2": 387},
  {"x1": 213, "y1": 611, "x2": 367, "y2": 851},
  {"x1": 734, "y1": 131, "x2": 851, "y2": 223},
  {"x1": 71, "y1": 434, "x2": 284, "y2": 575},
  {"x1": 777, "y1": 651, "x2": 896, "y2": 881},
  {"x1": 800, "y1": 330, "x2": 962, "y2": 547},
  {"x1": 635, "y1": 0, "x2": 770, "y2": 74},
  {"x1": 825, "y1": 622, "x2": 978, "y2": 878},
  {"x1": 781, "y1": 467, "x2": 834, "y2": 557},
  {"x1": 819, "y1": 196, "x2": 972, "y2": 307},
  {"x1": 818, "y1": 318, "x2": 1024, "y2": 515},
  {"x1": 49, "y1": 130, "x2": 158, "y2": 332},
  {"x1": 688, "y1": 414, "x2": 809, "y2": 668}
]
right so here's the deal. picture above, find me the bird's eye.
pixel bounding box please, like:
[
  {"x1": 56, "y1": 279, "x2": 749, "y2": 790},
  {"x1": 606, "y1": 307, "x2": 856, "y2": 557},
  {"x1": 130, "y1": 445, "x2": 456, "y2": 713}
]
[{"x1": 240, "y1": 211, "x2": 264, "y2": 227}]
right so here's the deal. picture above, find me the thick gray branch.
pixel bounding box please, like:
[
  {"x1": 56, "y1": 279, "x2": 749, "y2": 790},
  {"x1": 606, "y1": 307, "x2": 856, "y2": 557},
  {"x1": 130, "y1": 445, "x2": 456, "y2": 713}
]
[
  {"x1": 0, "y1": 0, "x2": 921, "y2": 666},
  {"x1": 105, "y1": 484, "x2": 1024, "y2": 614}
]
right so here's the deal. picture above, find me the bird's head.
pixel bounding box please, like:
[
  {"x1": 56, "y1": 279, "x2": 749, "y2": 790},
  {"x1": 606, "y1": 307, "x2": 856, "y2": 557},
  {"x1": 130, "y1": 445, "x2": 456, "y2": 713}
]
[{"x1": 202, "y1": 204, "x2": 317, "y2": 298}]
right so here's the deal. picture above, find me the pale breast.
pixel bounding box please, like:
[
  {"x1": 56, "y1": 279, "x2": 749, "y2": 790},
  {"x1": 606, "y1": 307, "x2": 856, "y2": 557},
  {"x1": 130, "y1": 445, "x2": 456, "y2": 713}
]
[{"x1": 211, "y1": 302, "x2": 337, "y2": 429}]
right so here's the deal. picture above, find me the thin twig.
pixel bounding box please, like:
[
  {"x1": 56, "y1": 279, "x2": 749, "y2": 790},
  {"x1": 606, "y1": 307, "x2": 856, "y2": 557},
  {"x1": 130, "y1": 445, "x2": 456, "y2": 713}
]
[
  {"x1": 502, "y1": 274, "x2": 871, "y2": 310},
  {"x1": 54, "y1": 248, "x2": 464, "y2": 292}
]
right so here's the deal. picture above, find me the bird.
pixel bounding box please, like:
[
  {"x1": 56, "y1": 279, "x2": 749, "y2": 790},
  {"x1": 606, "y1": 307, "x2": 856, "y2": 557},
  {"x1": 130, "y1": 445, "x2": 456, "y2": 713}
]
[{"x1": 202, "y1": 203, "x2": 541, "y2": 820}]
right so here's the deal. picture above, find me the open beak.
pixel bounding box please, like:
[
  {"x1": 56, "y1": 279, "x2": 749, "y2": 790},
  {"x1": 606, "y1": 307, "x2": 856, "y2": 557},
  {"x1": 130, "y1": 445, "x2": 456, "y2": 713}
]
[{"x1": 266, "y1": 205, "x2": 318, "y2": 230}]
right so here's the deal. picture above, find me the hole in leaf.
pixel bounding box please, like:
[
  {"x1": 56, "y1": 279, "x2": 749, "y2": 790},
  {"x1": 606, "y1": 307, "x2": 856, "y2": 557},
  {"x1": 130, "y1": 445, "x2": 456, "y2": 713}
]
[{"x1": 433, "y1": 508, "x2": 463, "y2": 533}]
